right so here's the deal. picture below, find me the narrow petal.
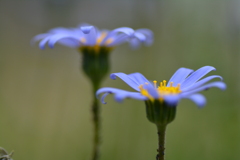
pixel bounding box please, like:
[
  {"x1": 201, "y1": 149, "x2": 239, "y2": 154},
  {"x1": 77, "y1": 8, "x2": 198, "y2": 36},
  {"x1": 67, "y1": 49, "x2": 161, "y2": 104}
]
[
  {"x1": 32, "y1": 33, "x2": 51, "y2": 42},
  {"x1": 112, "y1": 27, "x2": 135, "y2": 36},
  {"x1": 167, "y1": 68, "x2": 194, "y2": 87},
  {"x1": 181, "y1": 66, "x2": 216, "y2": 89},
  {"x1": 135, "y1": 29, "x2": 154, "y2": 45},
  {"x1": 107, "y1": 34, "x2": 129, "y2": 46},
  {"x1": 182, "y1": 75, "x2": 223, "y2": 92},
  {"x1": 164, "y1": 95, "x2": 180, "y2": 107},
  {"x1": 133, "y1": 32, "x2": 146, "y2": 42},
  {"x1": 80, "y1": 25, "x2": 94, "y2": 34},
  {"x1": 127, "y1": 72, "x2": 151, "y2": 85},
  {"x1": 80, "y1": 26, "x2": 98, "y2": 46},
  {"x1": 144, "y1": 84, "x2": 159, "y2": 99},
  {"x1": 128, "y1": 38, "x2": 141, "y2": 49},
  {"x1": 96, "y1": 87, "x2": 146, "y2": 104},
  {"x1": 48, "y1": 34, "x2": 80, "y2": 48},
  {"x1": 39, "y1": 37, "x2": 52, "y2": 49},
  {"x1": 110, "y1": 73, "x2": 141, "y2": 91},
  {"x1": 184, "y1": 94, "x2": 206, "y2": 108},
  {"x1": 114, "y1": 92, "x2": 147, "y2": 102},
  {"x1": 57, "y1": 38, "x2": 80, "y2": 48},
  {"x1": 181, "y1": 81, "x2": 226, "y2": 97}
]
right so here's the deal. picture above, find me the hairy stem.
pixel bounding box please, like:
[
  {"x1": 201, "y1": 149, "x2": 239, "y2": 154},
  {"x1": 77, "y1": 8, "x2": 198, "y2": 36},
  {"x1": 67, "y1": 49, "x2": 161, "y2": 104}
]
[
  {"x1": 91, "y1": 82, "x2": 101, "y2": 160},
  {"x1": 156, "y1": 125, "x2": 167, "y2": 160}
]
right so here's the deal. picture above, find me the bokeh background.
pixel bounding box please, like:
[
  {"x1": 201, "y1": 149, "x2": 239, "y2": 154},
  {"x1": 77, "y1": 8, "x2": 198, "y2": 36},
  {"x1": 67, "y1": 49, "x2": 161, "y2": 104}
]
[{"x1": 0, "y1": 0, "x2": 240, "y2": 160}]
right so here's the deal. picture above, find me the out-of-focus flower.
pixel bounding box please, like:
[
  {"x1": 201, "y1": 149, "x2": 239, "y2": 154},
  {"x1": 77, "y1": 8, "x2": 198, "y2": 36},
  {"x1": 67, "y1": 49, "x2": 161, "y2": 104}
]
[
  {"x1": 33, "y1": 24, "x2": 153, "y2": 51},
  {"x1": 33, "y1": 24, "x2": 153, "y2": 85},
  {"x1": 97, "y1": 66, "x2": 226, "y2": 108}
]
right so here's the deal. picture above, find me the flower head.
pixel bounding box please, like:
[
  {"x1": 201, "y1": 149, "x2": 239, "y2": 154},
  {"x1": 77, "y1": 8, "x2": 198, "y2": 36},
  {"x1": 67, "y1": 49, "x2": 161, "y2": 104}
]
[
  {"x1": 32, "y1": 24, "x2": 153, "y2": 52},
  {"x1": 97, "y1": 66, "x2": 226, "y2": 107}
]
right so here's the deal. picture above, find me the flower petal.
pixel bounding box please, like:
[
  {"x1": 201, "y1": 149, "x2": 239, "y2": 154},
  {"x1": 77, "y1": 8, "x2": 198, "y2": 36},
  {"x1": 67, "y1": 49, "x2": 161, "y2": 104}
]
[
  {"x1": 112, "y1": 27, "x2": 135, "y2": 36},
  {"x1": 184, "y1": 93, "x2": 206, "y2": 108},
  {"x1": 143, "y1": 83, "x2": 159, "y2": 99},
  {"x1": 181, "y1": 81, "x2": 226, "y2": 97},
  {"x1": 80, "y1": 25, "x2": 94, "y2": 34},
  {"x1": 167, "y1": 68, "x2": 194, "y2": 87},
  {"x1": 48, "y1": 34, "x2": 80, "y2": 48},
  {"x1": 182, "y1": 75, "x2": 223, "y2": 92},
  {"x1": 38, "y1": 36, "x2": 52, "y2": 49},
  {"x1": 80, "y1": 26, "x2": 98, "y2": 46},
  {"x1": 164, "y1": 95, "x2": 180, "y2": 107},
  {"x1": 107, "y1": 34, "x2": 129, "y2": 46},
  {"x1": 96, "y1": 87, "x2": 146, "y2": 104},
  {"x1": 181, "y1": 66, "x2": 216, "y2": 89},
  {"x1": 136, "y1": 29, "x2": 153, "y2": 41},
  {"x1": 110, "y1": 72, "x2": 145, "y2": 91},
  {"x1": 127, "y1": 72, "x2": 151, "y2": 85}
]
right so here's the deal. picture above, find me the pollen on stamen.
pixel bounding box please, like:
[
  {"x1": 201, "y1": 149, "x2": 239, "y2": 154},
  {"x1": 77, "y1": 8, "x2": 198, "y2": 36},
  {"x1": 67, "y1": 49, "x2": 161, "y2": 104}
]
[
  {"x1": 96, "y1": 32, "x2": 107, "y2": 45},
  {"x1": 105, "y1": 38, "x2": 114, "y2": 45},
  {"x1": 153, "y1": 80, "x2": 157, "y2": 88},
  {"x1": 80, "y1": 38, "x2": 86, "y2": 44}
]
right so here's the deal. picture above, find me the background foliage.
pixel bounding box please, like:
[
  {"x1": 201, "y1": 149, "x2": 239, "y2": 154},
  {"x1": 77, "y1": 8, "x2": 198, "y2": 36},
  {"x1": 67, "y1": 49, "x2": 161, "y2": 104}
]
[{"x1": 0, "y1": 0, "x2": 240, "y2": 160}]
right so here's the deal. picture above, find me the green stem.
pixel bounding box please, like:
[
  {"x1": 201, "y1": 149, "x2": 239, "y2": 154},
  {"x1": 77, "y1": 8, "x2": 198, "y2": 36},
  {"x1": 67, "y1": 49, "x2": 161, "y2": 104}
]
[
  {"x1": 156, "y1": 125, "x2": 167, "y2": 160},
  {"x1": 91, "y1": 82, "x2": 101, "y2": 160}
]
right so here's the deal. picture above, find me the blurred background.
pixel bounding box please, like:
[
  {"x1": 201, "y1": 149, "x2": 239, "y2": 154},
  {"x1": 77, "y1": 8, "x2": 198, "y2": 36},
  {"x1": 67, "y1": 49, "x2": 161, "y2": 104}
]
[{"x1": 0, "y1": 0, "x2": 240, "y2": 160}]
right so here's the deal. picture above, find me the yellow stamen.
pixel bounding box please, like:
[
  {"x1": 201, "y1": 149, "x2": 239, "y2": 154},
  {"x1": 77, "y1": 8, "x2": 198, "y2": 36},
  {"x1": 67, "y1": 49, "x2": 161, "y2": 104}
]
[
  {"x1": 105, "y1": 38, "x2": 113, "y2": 45},
  {"x1": 79, "y1": 32, "x2": 113, "y2": 54},
  {"x1": 96, "y1": 32, "x2": 107, "y2": 45},
  {"x1": 139, "y1": 84, "x2": 154, "y2": 101},
  {"x1": 80, "y1": 38, "x2": 86, "y2": 44},
  {"x1": 153, "y1": 80, "x2": 157, "y2": 88},
  {"x1": 138, "y1": 80, "x2": 181, "y2": 102}
]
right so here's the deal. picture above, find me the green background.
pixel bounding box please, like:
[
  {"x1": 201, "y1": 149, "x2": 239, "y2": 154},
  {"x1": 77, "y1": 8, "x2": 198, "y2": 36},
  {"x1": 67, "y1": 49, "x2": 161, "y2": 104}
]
[{"x1": 0, "y1": 0, "x2": 239, "y2": 160}]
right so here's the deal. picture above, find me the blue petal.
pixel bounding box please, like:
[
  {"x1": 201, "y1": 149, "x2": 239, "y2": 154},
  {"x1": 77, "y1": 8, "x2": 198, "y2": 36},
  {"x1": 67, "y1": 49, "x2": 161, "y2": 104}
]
[
  {"x1": 135, "y1": 29, "x2": 154, "y2": 45},
  {"x1": 32, "y1": 33, "x2": 51, "y2": 42},
  {"x1": 167, "y1": 68, "x2": 194, "y2": 87},
  {"x1": 96, "y1": 87, "x2": 146, "y2": 104},
  {"x1": 107, "y1": 34, "x2": 129, "y2": 46},
  {"x1": 181, "y1": 66, "x2": 216, "y2": 89},
  {"x1": 181, "y1": 81, "x2": 226, "y2": 97},
  {"x1": 80, "y1": 26, "x2": 98, "y2": 46},
  {"x1": 39, "y1": 36, "x2": 52, "y2": 49},
  {"x1": 133, "y1": 32, "x2": 146, "y2": 42},
  {"x1": 127, "y1": 72, "x2": 151, "y2": 85},
  {"x1": 128, "y1": 38, "x2": 141, "y2": 49},
  {"x1": 57, "y1": 38, "x2": 80, "y2": 48},
  {"x1": 164, "y1": 95, "x2": 180, "y2": 107},
  {"x1": 80, "y1": 26, "x2": 94, "y2": 34},
  {"x1": 184, "y1": 93, "x2": 206, "y2": 108},
  {"x1": 48, "y1": 34, "x2": 80, "y2": 48},
  {"x1": 182, "y1": 75, "x2": 223, "y2": 92},
  {"x1": 112, "y1": 27, "x2": 135, "y2": 36},
  {"x1": 114, "y1": 91, "x2": 147, "y2": 102},
  {"x1": 110, "y1": 72, "x2": 145, "y2": 91},
  {"x1": 143, "y1": 84, "x2": 159, "y2": 99}
]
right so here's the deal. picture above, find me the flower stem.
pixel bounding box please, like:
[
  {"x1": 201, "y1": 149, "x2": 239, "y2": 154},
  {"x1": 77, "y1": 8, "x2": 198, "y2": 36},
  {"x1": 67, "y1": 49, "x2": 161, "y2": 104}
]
[
  {"x1": 91, "y1": 82, "x2": 101, "y2": 160},
  {"x1": 156, "y1": 125, "x2": 167, "y2": 160}
]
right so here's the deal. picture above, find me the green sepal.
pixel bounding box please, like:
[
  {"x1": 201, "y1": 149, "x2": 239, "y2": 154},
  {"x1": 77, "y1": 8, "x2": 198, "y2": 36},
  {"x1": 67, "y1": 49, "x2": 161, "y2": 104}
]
[
  {"x1": 145, "y1": 100, "x2": 176, "y2": 127},
  {"x1": 80, "y1": 46, "x2": 112, "y2": 88}
]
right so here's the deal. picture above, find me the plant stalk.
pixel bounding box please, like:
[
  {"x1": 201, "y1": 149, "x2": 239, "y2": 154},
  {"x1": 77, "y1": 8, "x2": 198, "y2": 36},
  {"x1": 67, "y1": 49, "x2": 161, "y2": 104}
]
[{"x1": 156, "y1": 125, "x2": 167, "y2": 160}]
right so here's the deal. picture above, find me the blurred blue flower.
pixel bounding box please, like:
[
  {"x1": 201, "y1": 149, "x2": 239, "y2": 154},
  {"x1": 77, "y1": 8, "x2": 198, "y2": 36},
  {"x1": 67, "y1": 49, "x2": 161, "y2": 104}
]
[
  {"x1": 97, "y1": 66, "x2": 226, "y2": 107},
  {"x1": 33, "y1": 24, "x2": 153, "y2": 50}
]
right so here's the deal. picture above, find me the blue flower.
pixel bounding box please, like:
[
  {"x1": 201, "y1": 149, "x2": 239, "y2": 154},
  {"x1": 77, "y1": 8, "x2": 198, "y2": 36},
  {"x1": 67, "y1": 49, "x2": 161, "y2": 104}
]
[
  {"x1": 32, "y1": 24, "x2": 153, "y2": 51},
  {"x1": 97, "y1": 66, "x2": 226, "y2": 107}
]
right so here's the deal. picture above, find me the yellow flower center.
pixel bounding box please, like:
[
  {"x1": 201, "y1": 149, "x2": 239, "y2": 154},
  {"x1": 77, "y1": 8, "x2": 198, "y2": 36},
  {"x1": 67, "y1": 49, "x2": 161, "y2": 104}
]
[
  {"x1": 139, "y1": 80, "x2": 181, "y2": 102},
  {"x1": 79, "y1": 32, "x2": 114, "y2": 53}
]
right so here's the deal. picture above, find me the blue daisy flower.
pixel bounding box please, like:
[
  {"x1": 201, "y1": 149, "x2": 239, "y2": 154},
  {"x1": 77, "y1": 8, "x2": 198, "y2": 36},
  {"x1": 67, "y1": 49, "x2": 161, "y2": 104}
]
[
  {"x1": 33, "y1": 24, "x2": 153, "y2": 51},
  {"x1": 97, "y1": 66, "x2": 226, "y2": 107}
]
